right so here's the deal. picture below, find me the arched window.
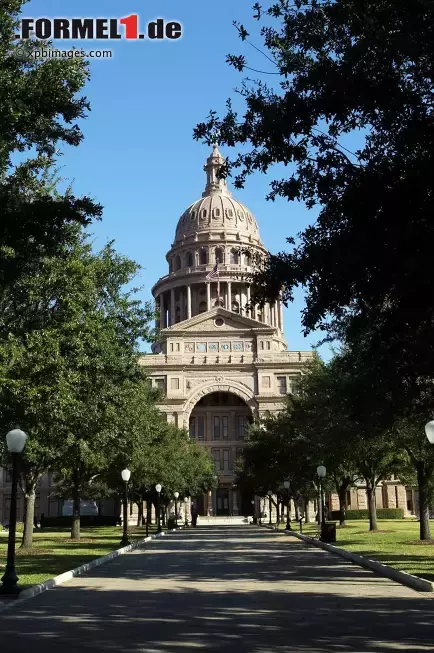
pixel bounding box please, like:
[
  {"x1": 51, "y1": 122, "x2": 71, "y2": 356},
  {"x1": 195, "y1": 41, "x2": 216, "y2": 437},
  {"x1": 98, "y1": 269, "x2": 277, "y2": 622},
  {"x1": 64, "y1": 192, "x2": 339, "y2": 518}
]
[
  {"x1": 169, "y1": 259, "x2": 173, "y2": 274},
  {"x1": 186, "y1": 251, "x2": 193, "y2": 268},
  {"x1": 174, "y1": 255, "x2": 181, "y2": 271},
  {"x1": 199, "y1": 249, "x2": 208, "y2": 265},
  {"x1": 245, "y1": 252, "x2": 251, "y2": 267},
  {"x1": 215, "y1": 247, "x2": 224, "y2": 264},
  {"x1": 199, "y1": 301, "x2": 207, "y2": 313},
  {"x1": 230, "y1": 249, "x2": 239, "y2": 265}
]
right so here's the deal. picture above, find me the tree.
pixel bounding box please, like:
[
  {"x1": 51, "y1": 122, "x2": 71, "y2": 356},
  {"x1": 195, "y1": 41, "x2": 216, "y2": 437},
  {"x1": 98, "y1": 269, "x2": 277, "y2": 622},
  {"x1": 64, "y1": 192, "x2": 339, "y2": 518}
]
[
  {"x1": 1, "y1": 1, "x2": 102, "y2": 289},
  {"x1": 194, "y1": 0, "x2": 434, "y2": 412},
  {"x1": 0, "y1": 234, "x2": 155, "y2": 544}
]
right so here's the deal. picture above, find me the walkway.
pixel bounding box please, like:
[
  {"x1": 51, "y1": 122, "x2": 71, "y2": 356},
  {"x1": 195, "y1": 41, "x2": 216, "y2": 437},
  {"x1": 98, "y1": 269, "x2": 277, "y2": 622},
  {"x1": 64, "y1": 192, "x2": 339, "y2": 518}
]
[{"x1": 1, "y1": 526, "x2": 433, "y2": 652}]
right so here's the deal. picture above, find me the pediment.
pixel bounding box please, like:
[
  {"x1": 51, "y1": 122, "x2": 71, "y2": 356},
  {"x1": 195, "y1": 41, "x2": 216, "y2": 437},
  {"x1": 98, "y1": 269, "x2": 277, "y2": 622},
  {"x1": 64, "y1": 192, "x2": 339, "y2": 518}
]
[{"x1": 162, "y1": 307, "x2": 274, "y2": 335}]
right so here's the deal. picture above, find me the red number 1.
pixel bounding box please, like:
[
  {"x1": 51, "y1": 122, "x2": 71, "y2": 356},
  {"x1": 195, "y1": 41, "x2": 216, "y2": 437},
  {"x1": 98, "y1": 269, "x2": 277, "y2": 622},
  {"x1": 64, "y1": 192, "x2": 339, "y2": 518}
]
[{"x1": 119, "y1": 14, "x2": 139, "y2": 39}]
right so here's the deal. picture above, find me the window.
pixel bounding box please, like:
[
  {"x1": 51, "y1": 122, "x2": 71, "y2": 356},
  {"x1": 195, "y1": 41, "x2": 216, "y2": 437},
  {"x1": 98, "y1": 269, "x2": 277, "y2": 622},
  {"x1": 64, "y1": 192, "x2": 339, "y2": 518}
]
[
  {"x1": 171, "y1": 378, "x2": 180, "y2": 390},
  {"x1": 262, "y1": 376, "x2": 271, "y2": 388},
  {"x1": 170, "y1": 343, "x2": 174, "y2": 352},
  {"x1": 237, "y1": 416, "x2": 248, "y2": 440},
  {"x1": 215, "y1": 248, "x2": 224, "y2": 263},
  {"x1": 174, "y1": 255, "x2": 181, "y2": 271},
  {"x1": 5, "y1": 469, "x2": 12, "y2": 483},
  {"x1": 154, "y1": 378, "x2": 165, "y2": 390},
  {"x1": 202, "y1": 209, "x2": 207, "y2": 218},
  {"x1": 186, "y1": 252, "x2": 193, "y2": 267},
  {"x1": 189, "y1": 416, "x2": 196, "y2": 439},
  {"x1": 230, "y1": 249, "x2": 239, "y2": 265},
  {"x1": 176, "y1": 343, "x2": 180, "y2": 352},
  {"x1": 277, "y1": 376, "x2": 287, "y2": 395},
  {"x1": 231, "y1": 301, "x2": 240, "y2": 314},
  {"x1": 213, "y1": 416, "x2": 221, "y2": 440},
  {"x1": 266, "y1": 341, "x2": 271, "y2": 350},
  {"x1": 222, "y1": 416, "x2": 229, "y2": 440},
  {"x1": 213, "y1": 208, "x2": 220, "y2": 217},
  {"x1": 197, "y1": 416, "x2": 205, "y2": 441},
  {"x1": 260, "y1": 341, "x2": 264, "y2": 350},
  {"x1": 223, "y1": 449, "x2": 230, "y2": 471},
  {"x1": 289, "y1": 377, "x2": 300, "y2": 395},
  {"x1": 213, "y1": 449, "x2": 221, "y2": 470},
  {"x1": 199, "y1": 249, "x2": 208, "y2": 265}
]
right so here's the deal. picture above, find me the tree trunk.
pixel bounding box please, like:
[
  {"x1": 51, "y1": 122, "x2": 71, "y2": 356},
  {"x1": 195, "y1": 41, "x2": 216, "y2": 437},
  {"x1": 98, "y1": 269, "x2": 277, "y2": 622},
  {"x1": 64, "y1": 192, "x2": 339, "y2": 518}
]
[
  {"x1": 304, "y1": 497, "x2": 310, "y2": 523},
  {"x1": 137, "y1": 499, "x2": 144, "y2": 527},
  {"x1": 21, "y1": 482, "x2": 37, "y2": 549},
  {"x1": 417, "y1": 466, "x2": 432, "y2": 541},
  {"x1": 276, "y1": 501, "x2": 280, "y2": 525},
  {"x1": 366, "y1": 482, "x2": 377, "y2": 531},
  {"x1": 71, "y1": 470, "x2": 81, "y2": 539},
  {"x1": 338, "y1": 486, "x2": 347, "y2": 527},
  {"x1": 146, "y1": 500, "x2": 151, "y2": 525}
]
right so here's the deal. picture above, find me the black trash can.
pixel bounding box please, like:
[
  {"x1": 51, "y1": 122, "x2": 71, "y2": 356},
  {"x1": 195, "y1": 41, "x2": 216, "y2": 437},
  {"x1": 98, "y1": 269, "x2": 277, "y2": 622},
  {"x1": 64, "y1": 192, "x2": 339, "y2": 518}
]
[
  {"x1": 320, "y1": 522, "x2": 336, "y2": 543},
  {"x1": 167, "y1": 517, "x2": 177, "y2": 529}
]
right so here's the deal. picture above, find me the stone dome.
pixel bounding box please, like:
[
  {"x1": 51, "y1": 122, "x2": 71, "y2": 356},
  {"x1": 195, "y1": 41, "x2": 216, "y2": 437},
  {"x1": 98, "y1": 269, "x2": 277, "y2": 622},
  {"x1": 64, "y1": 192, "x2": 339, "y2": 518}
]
[{"x1": 174, "y1": 145, "x2": 261, "y2": 243}]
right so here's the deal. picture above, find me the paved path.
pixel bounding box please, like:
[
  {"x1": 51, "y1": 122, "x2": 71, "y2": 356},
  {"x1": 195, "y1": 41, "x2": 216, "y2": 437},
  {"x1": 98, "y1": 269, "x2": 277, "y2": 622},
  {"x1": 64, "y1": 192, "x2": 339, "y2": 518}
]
[{"x1": 1, "y1": 526, "x2": 433, "y2": 652}]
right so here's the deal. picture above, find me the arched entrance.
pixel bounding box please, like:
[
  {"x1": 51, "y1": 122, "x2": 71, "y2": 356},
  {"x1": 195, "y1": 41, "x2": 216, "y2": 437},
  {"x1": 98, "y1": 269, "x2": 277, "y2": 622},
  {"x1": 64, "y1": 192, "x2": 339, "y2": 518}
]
[{"x1": 188, "y1": 391, "x2": 253, "y2": 517}]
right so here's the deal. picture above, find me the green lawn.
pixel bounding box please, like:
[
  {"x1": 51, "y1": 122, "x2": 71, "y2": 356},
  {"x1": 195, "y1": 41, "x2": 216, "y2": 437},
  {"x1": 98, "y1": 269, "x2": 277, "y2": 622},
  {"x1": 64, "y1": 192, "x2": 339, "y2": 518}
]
[
  {"x1": 0, "y1": 524, "x2": 157, "y2": 590},
  {"x1": 280, "y1": 519, "x2": 434, "y2": 581}
]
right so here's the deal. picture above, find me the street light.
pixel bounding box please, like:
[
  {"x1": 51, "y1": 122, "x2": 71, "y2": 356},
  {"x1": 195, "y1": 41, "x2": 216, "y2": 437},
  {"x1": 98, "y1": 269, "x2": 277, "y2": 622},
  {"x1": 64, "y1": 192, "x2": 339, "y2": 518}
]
[
  {"x1": 283, "y1": 479, "x2": 291, "y2": 530},
  {"x1": 1, "y1": 428, "x2": 27, "y2": 596},
  {"x1": 425, "y1": 421, "x2": 434, "y2": 444},
  {"x1": 174, "y1": 491, "x2": 179, "y2": 527},
  {"x1": 155, "y1": 483, "x2": 162, "y2": 532},
  {"x1": 267, "y1": 489, "x2": 273, "y2": 525},
  {"x1": 120, "y1": 468, "x2": 131, "y2": 547},
  {"x1": 317, "y1": 465, "x2": 326, "y2": 526},
  {"x1": 184, "y1": 496, "x2": 189, "y2": 527}
]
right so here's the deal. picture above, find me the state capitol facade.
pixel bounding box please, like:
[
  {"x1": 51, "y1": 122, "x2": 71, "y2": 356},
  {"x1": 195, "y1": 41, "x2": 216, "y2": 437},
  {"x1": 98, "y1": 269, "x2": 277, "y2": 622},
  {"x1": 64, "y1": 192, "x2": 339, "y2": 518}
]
[{"x1": 139, "y1": 145, "x2": 313, "y2": 517}]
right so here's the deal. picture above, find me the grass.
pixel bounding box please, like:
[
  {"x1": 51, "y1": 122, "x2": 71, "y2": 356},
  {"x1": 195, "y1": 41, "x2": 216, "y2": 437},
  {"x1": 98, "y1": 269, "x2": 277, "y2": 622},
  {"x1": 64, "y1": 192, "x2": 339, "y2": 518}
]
[
  {"x1": 280, "y1": 519, "x2": 434, "y2": 581},
  {"x1": 0, "y1": 523, "x2": 157, "y2": 590}
]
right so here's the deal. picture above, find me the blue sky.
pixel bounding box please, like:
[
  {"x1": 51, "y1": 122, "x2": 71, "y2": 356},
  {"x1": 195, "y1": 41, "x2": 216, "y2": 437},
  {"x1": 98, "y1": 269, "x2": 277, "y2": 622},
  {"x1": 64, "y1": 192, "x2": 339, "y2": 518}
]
[{"x1": 23, "y1": 0, "x2": 337, "y2": 359}]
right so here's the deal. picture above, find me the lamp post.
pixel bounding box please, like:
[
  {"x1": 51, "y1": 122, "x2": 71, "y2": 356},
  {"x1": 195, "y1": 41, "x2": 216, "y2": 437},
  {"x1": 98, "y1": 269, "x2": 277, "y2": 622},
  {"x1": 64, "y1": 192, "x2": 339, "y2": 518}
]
[
  {"x1": 317, "y1": 465, "x2": 326, "y2": 526},
  {"x1": 283, "y1": 479, "x2": 291, "y2": 530},
  {"x1": 425, "y1": 421, "x2": 434, "y2": 444},
  {"x1": 1, "y1": 428, "x2": 27, "y2": 597},
  {"x1": 184, "y1": 496, "x2": 189, "y2": 527},
  {"x1": 120, "y1": 468, "x2": 131, "y2": 547},
  {"x1": 267, "y1": 489, "x2": 273, "y2": 525},
  {"x1": 174, "y1": 491, "x2": 179, "y2": 527},
  {"x1": 155, "y1": 483, "x2": 162, "y2": 532}
]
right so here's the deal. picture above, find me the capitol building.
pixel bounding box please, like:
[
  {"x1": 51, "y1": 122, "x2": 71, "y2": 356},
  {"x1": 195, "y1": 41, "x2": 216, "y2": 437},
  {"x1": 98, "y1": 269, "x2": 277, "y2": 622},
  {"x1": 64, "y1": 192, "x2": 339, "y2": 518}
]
[{"x1": 139, "y1": 145, "x2": 314, "y2": 517}]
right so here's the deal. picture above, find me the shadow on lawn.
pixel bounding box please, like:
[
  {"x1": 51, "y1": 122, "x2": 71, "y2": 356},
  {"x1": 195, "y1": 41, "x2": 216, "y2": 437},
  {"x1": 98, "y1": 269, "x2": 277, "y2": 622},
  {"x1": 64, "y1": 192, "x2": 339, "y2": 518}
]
[{"x1": 0, "y1": 526, "x2": 433, "y2": 653}]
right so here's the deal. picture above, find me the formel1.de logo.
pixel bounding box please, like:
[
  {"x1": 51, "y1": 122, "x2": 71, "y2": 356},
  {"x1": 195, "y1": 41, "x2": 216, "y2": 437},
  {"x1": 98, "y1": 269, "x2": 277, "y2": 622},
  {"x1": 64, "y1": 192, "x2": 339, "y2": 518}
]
[{"x1": 16, "y1": 15, "x2": 182, "y2": 41}]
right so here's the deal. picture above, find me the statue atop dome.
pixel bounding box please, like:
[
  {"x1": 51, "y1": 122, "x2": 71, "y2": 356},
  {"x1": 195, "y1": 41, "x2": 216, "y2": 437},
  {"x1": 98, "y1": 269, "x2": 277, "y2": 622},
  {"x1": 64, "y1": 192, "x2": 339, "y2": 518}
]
[{"x1": 202, "y1": 144, "x2": 231, "y2": 198}]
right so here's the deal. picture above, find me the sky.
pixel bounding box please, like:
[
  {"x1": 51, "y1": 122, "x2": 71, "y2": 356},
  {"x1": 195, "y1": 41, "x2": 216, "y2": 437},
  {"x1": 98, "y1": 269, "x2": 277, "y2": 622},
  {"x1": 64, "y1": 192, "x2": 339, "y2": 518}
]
[{"x1": 21, "y1": 0, "x2": 337, "y2": 359}]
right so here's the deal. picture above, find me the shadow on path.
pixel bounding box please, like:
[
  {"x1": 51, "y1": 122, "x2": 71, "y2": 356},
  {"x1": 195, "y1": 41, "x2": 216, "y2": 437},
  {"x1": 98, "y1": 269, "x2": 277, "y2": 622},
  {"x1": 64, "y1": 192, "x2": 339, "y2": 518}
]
[{"x1": 0, "y1": 526, "x2": 433, "y2": 653}]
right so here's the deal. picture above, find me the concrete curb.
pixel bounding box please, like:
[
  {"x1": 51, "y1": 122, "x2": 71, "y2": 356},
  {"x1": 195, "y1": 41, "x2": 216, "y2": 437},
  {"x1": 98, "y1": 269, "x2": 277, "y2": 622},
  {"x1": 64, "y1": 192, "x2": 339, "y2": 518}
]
[
  {"x1": 279, "y1": 527, "x2": 434, "y2": 593},
  {"x1": 0, "y1": 527, "x2": 180, "y2": 614}
]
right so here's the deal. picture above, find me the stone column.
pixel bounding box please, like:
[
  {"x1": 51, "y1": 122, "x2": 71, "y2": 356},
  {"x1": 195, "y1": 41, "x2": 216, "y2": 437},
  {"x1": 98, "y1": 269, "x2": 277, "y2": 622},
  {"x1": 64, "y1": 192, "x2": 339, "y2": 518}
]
[
  {"x1": 159, "y1": 294, "x2": 165, "y2": 330},
  {"x1": 279, "y1": 300, "x2": 284, "y2": 331},
  {"x1": 187, "y1": 284, "x2": 192, "y2": 319},
  {"x1": 206, "y1": 283, "x2": 211, "y2": 311},
  {"x1": 170, "y1": 288, "x2": 176, "y2": 326},
  {"x1": 247, "y1": 285, "x2": 251, "y2": 316},
  {"x1": 232, "y1": 489, "x2": 239, "y2": 516},
  {"x1": 227, "y1": 281, "x2": 232, "y2": 311},
  {"x1": 239, "y1": 287, "x2": 244, "y2": 315}
]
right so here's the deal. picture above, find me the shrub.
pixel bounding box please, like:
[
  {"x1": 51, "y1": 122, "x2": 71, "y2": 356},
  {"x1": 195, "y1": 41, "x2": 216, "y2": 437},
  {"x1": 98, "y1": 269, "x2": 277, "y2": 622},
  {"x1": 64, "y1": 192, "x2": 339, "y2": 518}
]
[{"x1": 330, "y1": 509, "x2": 404, "y2": 520}]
